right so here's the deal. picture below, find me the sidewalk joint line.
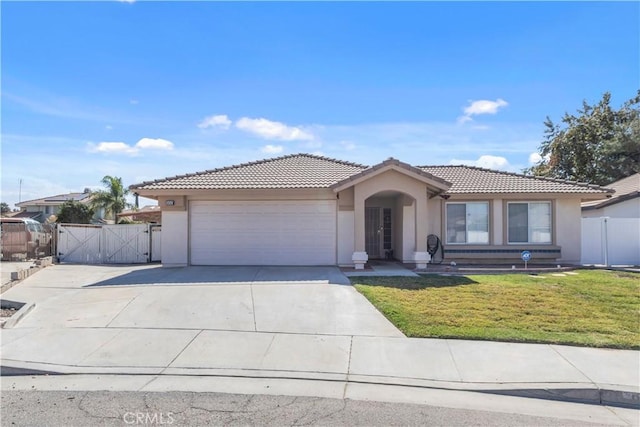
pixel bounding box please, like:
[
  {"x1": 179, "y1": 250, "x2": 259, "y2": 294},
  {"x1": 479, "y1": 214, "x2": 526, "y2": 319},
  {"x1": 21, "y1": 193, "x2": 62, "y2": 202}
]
[
  {"x1": 445, "y1": 339, "x2": 463, "y2": 382},
  {"x1": 159, "y1": 329, "x2": 204, "y2": 375},
  {"x1": 548, "y1": 345, "x2": 597, "y2": 388},
  {"x1": 249, "y1": 285, "x2": 258, "y2": 333},
  {"x1": 343, "y1": 336, "x2": 354, "y2": 399}
]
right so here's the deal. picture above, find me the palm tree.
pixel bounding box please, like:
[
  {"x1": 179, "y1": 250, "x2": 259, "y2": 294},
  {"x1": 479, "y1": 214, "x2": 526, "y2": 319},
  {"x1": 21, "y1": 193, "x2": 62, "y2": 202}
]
[{"x1": 91, "y1": 176, "x2": 133, "y2": 222}]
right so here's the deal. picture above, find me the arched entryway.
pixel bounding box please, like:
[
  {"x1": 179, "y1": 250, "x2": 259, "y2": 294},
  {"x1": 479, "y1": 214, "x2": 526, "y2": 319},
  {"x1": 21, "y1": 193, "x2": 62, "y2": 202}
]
[{"x1": 364, "y1": 190, "x2": 415, "y2": 261}]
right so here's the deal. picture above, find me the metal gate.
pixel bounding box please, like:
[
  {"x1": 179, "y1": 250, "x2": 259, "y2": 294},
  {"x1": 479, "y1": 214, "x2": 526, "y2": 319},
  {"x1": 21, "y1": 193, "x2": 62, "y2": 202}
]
[{"x1": 57, "y1": 224, "x2": 161, "y2": 264}]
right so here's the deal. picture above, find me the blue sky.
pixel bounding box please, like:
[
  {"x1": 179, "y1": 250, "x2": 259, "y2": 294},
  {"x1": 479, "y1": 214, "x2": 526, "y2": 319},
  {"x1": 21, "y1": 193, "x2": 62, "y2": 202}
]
[{"x1": 2, "y1": 1, "x2": 638, "y2": 208}]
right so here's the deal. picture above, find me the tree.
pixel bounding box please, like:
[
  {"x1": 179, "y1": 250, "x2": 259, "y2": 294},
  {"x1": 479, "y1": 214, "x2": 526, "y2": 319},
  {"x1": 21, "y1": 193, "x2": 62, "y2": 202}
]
[
  {"x1": 0, "y1": 202, "x2": 10, "y2": 215},
  {"x1": 525, "y1": 91, "x2": 640, "y2": 185},
  {"x1": 56, "y1": 201, "x2": 94, "y2": 224},
  {"x1": 91, "y1": 176, "x2": 133, "y2": 221}
]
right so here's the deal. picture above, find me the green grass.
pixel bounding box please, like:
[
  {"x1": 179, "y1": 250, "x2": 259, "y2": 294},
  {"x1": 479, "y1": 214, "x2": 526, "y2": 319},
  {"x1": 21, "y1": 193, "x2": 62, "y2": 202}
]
[{"x1": 353, "y1": 270, "x2": 640, "y2": 349}]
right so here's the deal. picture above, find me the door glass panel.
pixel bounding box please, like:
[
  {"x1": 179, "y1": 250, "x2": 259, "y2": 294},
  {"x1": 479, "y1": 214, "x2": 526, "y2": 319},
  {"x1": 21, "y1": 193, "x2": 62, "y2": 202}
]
[
  {"x1": 383, "y1": 208, "x2": 392, "y2": 251},
  {"x1": 365, "y1": 207, "x2": 381, "y2": 258}
]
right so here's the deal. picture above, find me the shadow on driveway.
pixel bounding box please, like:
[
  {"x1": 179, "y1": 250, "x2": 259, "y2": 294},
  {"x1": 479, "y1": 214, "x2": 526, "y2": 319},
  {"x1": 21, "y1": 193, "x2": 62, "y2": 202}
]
[{"x1": 85, "y1": 266, "x2": 352, "y2": 287}]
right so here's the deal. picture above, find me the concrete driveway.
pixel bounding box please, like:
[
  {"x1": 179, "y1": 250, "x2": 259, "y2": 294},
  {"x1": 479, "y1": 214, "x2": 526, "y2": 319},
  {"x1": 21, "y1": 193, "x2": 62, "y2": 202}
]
[{"x1": 0, "y1": 264, "x2": 402, "y2": 336}]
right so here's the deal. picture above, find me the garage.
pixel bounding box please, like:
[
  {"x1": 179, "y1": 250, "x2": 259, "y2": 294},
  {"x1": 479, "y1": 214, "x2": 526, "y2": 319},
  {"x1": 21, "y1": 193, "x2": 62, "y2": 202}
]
[{"x1": 189, "y1": 200, "x2": 337, "y2": 265}]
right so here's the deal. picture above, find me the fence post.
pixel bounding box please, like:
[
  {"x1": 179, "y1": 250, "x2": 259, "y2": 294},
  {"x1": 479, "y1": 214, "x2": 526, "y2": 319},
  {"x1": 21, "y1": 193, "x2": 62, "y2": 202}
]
[{"x1": 602, "y1": 217, "x2": 610, "y2": 267}]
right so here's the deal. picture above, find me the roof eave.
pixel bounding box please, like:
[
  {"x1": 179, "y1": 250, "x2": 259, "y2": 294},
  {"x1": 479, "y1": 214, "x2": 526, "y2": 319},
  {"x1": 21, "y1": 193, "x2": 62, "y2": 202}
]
[{"x1": 581, "y1": 191, "x2": 639, "y2": 210}]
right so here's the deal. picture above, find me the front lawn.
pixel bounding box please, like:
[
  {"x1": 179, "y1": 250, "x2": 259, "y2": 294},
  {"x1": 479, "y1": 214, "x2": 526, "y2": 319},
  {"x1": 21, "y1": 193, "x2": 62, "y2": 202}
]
[{"x1": 353, "y1": 270, "x2": 640, "y2": 349}]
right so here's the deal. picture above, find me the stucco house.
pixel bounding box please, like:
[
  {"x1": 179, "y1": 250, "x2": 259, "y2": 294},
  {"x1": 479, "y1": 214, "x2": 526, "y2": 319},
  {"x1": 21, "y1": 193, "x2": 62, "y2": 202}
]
[
  {"x1": 130, "y1": 154, "x2": 612, "y2": 268},
  {"x1": 581, "y1": 173, "x2": 639, "y2": 219},
  {"x1": 14, "y1": 189, "x2": 104, "y2": 223},
  {"x1": 581, "y1": 173, "x2": 639, "y2": 266}
]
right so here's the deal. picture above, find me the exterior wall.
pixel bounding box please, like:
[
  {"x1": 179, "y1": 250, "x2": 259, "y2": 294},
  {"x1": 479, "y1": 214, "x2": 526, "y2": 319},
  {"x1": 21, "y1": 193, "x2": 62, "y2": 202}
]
[
  {"x1": 337, "y1": 188, "x2": 355, "y2": 266},
  {"x1": 555, "y1": 198, "x2": 581, "y2": 263},
  {"x1": 401, "y1": 198, "x2": 416, "y2": 261},
  {"x1": 437, "y1": 194, "x2": 583, "y2": 264},
  {"x1": 337, "y1": 187, "x2": 355, "y2": 210},
  {"x1": 492, "y1": 199, "x2": 504, "y2": 244},
  {"x1": 150, "y1": 184, "x2": 590, "y2": 266},
  {"x1": 337, "y1": 211, "x2": 354, "y2": 265},
  {"x1": 582, "y1": 198, "x2": 640, "y2": 219},
  {"x1": 161, "y1": 210, "x2": 188, "y2": 267},
  {"x1": 426, "y1": 197, "x2": 441, "y2": 239},
  {"x1": 353, "y1": 169, "x2": 428, "y2": 254}
]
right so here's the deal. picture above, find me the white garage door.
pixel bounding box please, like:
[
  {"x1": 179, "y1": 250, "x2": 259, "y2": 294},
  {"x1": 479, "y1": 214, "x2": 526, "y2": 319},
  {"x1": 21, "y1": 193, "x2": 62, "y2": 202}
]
[{"x1": 190, "y1": 200, "x2": 337, "y2": 265}]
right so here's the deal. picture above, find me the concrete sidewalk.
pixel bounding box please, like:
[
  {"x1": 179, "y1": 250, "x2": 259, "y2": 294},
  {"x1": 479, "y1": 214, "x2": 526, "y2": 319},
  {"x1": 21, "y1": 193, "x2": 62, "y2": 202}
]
[
  {"x1": 0, "y1": 264, "x2": 638, "y2": 410},
  {"x1": 2, "y1": 327, "x2": 638, "y2": 408}
]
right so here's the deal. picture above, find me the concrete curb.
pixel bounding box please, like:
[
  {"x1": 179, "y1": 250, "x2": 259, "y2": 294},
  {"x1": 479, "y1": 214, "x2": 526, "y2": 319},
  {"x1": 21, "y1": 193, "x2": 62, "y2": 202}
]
[
  {"x1": 0, "y1": 302, "x2": 35, "y2": 329},
  {"x1": 1, "y1": 360, "x2": 637, "y2": 409},
  {"x1": 480, "y1": 387, "x2": 639, "y2": 409}
]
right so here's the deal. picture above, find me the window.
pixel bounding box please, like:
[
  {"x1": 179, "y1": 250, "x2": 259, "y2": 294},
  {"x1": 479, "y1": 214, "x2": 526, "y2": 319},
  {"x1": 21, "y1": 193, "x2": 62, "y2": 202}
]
[
  {"x1": 446, "y1": 202, "x2": 489, "y2": 244},
  {"x1": 508, "y1": 202, "x2": 551, "y2": 244}
]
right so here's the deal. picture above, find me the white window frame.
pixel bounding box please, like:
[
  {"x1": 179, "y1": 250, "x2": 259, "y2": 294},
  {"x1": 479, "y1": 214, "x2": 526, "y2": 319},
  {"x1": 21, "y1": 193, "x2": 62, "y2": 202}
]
[
  {"x1": 445, "y1": 202, "x2": 490, "y2": 245},
  {"x1": 507, "y1": 201, "x2": 552, "y2": 244}
]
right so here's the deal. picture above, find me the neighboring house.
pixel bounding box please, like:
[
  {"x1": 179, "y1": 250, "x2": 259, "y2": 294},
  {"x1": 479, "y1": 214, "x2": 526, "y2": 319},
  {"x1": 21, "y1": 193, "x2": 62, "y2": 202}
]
[
  {"x1": 581, "y1": 173, "x2": 640, "y2": 266},
  {"x1": 15, "y1": 189, "x2": 104, "y2": 223},
  {"x1": 130, "y1": 154, "x2": 612, "y2": 268},
  {"x1": 117, "y1": 205, "x2": 162, "y2": 223},
  {"x1": 581, "y1": 173, "x2": 639, "y2": 218}
]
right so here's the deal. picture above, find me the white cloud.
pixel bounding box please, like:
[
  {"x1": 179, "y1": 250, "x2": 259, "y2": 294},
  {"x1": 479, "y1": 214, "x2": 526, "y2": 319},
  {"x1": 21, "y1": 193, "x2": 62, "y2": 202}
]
[
  {"x1": 529, "y1": 152, "x2": 550, "y2": 164},
  {"x1": 129, "y1": 99, "x2": 139, "y2": 104},
  {"x1": 198, "y1": 114, "x2": 232, "y2": 130},
  {"x1": 236, "y1": 117, "x2": 314, "y2": 141},
  {"x1": 90, "y1": 142, "x2": 138, "y2": 155},
  {"x1": 451, "y1": 155, "x2": 511, "y2": 171},
  {"x1": 105, "y1": 125, "x2": 113, "y2": 130},
  {"x1": 261, "y1": 144, "x2": 284, "y2": 154},
  {"x1": 88, "y1": 137, "x2": 174, "y2": 155},
  {"x1": 135, "y1": 137, "x2": 174, "y2": 150},
  {"x1": 464, "y1": 98, "x2": 508, "y2": 116},
  {"x1": 340, "y1": 140, "x2": 356, "y2": 151},
  {"x1": 458, "y1": 98, "x2": 509, "y2": 124}
]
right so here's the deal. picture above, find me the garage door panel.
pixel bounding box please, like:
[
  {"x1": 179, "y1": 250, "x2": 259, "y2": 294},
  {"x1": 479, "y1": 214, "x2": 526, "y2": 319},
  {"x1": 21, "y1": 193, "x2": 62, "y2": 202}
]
[{"x1": 190, "y1": 201, "x2": 336, "y2": 266}]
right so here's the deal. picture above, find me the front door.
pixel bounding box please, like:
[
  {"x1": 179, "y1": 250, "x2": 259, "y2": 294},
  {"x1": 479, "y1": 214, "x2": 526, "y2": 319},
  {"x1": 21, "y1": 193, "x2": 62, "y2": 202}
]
[{"x1": 365, "y1": 207, "x2": 392, "y2": 259}]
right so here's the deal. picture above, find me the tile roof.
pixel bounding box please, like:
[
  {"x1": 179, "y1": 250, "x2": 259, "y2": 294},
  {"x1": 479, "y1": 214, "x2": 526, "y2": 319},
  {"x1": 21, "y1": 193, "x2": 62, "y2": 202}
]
[
  {"x1": 16, "y1": 192, "x2": 92, "y2": 207},
  {"x1": 419, "y1": 165, "x2": 613, "y2": 194},
  {"x1": 129, "y1": 153, "x2": 613, "y2": 196},
  {"x1": 131, "y1": 154, "x2": 367, "y2": 190},
  {"x1": 582, "y1": 173, "x2": 639, "y2": 209}
]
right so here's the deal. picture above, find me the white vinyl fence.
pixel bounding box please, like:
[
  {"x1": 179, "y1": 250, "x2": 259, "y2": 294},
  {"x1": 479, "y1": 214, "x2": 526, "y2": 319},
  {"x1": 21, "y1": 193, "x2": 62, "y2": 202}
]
[
  {"x1": 581, "y1": 217, "x2": 640, "y2": 266},
  {"x1": 57, "y1": 223, "x2": 161, "y2": 264}
]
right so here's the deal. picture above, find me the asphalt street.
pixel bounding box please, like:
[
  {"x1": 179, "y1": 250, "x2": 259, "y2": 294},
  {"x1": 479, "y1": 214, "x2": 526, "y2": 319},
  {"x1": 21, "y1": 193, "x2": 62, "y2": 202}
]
[{"x1": 1, "y1": 390, "x2": 631, "y2": 427}]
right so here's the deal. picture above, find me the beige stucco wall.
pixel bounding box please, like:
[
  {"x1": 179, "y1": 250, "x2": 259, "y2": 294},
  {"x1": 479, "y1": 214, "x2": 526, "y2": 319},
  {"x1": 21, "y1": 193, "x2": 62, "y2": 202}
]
[
  {"x1": 337, "y1": 211, "x2": 354, "y2": 265},
  {"x1": 434, "y1": 194, "x2": 585, "y2": 264},
  {"x1": 353, "y1": 169, "x2": 428, "y2": 253},
  {"x1": 147, "y1": 182, "x2": 591, "y2": 266},
  {"x1": 161, "y1": 210, "x2": 188, "y2": 267},
  {"x1": 555, "y1": 198, "x2": 582, "y2": 263}
]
